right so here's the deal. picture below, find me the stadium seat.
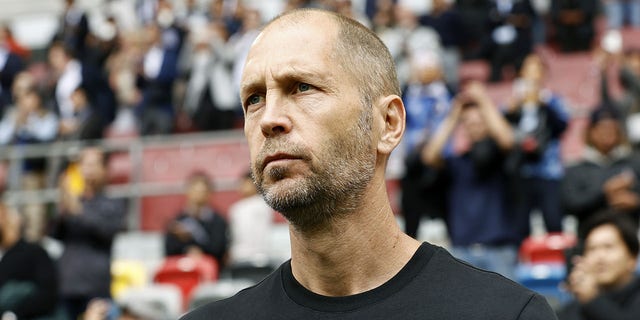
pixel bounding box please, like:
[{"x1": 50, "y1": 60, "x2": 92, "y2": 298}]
[
  {"x1": 153, "y1": 255, "x2": 220, "y2": 310},
  {"x1": 188, "y1": 279, "x2": 256, "y2": 311},
  {"x1": 519, "y1": 232, "x2": 577, "y2": 264},
  {"x1": 111, "y1": 259, "x2": 148, "y2": 299},
  {"x1": 116, "y1": 283, "x2": 182, "y2": 319},
  {"x1": 515, "y1": 262, "x2": 571, "y2": 311}
]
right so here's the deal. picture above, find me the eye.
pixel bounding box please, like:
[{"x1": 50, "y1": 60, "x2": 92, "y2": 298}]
[
  {"x1": 296, "y1": 83, "x2": 312, "y2": 93},
  {"x1": 244, "y1": 94, "x2": 264, "y2": 109}
]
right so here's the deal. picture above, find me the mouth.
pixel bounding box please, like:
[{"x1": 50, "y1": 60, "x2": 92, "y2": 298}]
[{"x1": 261, "y1": 153, "x2": 303, "y2": 171}]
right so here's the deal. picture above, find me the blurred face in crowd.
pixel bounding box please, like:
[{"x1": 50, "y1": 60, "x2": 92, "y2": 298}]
[
  {"x1": 588, "y1": 118, "x2": 622, "y2": 155},
  {"x1": 241, "y1": 12, "x2": 378, "y2": 232},
  {"x1": 186, "y1": 177, "x2": 211, "y2": 207},
  {"x1": 460, "y1": 105, "x2": 488, "y2": 143},
  {"x1": 17, "y1": 91, "x2": 41, "y2": 114},
  {"x1": 48, "y1": 45, "x2": 69, "y2": 74},
  {"x1": 12, "y1": 72, "x2": 35, "y2": 100},
  {"x1": 583, "y1": 224, "x2": 638, "y2": 290},
  {"x1": 0, "y1": 205, "x2": 20, "y2": 248},
  {"x1": 80, "y1": 147, "x2": 108, "y2": 191},
  {"x1": 520, "y1": 54, "x2": 546, "y2": 84}
]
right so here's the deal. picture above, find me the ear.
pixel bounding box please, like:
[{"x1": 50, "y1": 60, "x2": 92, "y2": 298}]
[{"x1": 376, "y1": 95, "x2": 405, "y2": 156}]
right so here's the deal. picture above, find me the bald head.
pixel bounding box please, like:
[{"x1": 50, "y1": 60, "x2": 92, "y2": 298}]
[{"x1": 262, "y1": 9, "x2": 400, "y2": 105}]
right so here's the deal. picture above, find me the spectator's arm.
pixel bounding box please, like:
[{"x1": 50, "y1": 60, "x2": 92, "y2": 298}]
[
  {"x1": 543, "y1": 96, "x2": 569, "y2": 138},
  {"x1": 475, "y1": 90, "x2": 514, "y2": 150},
  {"x1": 561, "y1": 165, "x2": 607, "y2": 220},
  {"x1": 421, "y1": 108, "x2": 458, "y2": 168}
]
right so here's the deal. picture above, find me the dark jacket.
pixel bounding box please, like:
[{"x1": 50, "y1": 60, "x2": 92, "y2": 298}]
[
  {"x1": 0, "y1": 240, "x2": 58, "y2": 319},
  {"x1": 561, "y1": 146, "x2": 640, "y2": 225},
  {"x1": 557, "y1": 277, "x2": 640, "y2": 320},
  {"x1": 50, "y1": 193, "x2": 126, "y2": 298},
  {"x1": 164, "y1": 207, "x2": 229, "y2": 265}
]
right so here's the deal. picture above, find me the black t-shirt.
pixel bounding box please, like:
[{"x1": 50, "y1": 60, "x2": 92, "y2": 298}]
[{"x1": 182, "y1": 242, "x2": 557, "y2": 320}]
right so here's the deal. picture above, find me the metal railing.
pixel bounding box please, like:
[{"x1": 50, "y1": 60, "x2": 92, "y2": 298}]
[{"x1": 1, "y1": 129, "x2": 249, "y2": 229}]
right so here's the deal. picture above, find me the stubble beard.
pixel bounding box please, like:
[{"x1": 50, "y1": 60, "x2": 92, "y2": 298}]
[{"x1": 252, "y1": 107, "x2": 375, "y2": 233}]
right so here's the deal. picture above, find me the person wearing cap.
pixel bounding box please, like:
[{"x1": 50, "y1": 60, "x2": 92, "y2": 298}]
[{"x1": 561, "y1": 106, "x2": 640, "y2": 227}]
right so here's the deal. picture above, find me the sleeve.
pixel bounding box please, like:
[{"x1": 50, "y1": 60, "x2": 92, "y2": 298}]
[
  {"x1": 0, "y1": 112, "x2": 16, "y2": 145},
  {"x1": 201, "y1": 214, "x2": 230, "y2": 264},
  {"x1": 164, "y1": 221, "x2": 187, "y2": 256},
  {"x1": 561, "y1": 165, "x2": 608, "y2": 220},
  {"x1": 10, "y1": 246, "x2": 58, "y2": 318},
  {"x1": 544, "y1": 97, "x2": 569, "y2": 138},
  {"x1": 580, "y1": 293, "x2": 640, "y2": 320},
  {"x1": 518, "y1": 294, "x2": 559, "y2": 320}
]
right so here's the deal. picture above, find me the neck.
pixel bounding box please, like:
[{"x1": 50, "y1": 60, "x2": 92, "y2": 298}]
[{"x1": 288, "y1": 177, "x2": 421, "y2": 297}]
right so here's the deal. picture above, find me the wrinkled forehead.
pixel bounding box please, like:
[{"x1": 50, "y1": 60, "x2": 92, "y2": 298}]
[{"x1": 243, "y1": 13, "x2": 339, "y2": 70}]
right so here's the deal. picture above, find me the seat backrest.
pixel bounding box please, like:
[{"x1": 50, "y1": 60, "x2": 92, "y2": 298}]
[{"x1": 153, "y1": 255, "x2": 219, "y2": 309}]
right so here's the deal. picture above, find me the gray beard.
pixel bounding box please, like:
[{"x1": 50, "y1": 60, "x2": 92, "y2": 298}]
[{"x1": 252, "y1": 107, "x2": 374, "y2": 233}]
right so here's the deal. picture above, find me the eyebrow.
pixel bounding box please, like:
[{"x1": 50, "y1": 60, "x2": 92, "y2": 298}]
[{"x1": 241, "y1": 65, "x2": 333, "y2": 96}]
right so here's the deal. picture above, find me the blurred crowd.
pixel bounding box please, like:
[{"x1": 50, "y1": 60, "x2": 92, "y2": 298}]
[{"x1": 1, "y1": 0, "x2": 640, "y2": 319}]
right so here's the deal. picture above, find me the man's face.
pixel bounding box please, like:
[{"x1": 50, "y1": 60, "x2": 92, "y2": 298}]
[
  {"x1": 186, "y1": 180, "x2": 210, "y2": 206},
  {"x1": 583, "y1": 224, "x2": 637, "y2": 290},
  {"x1": 240, "y1": 15, "x2": 376, "y2": 231},
  {"x1": 589, "y1": 119, "x2": 621, "y2": 155},
  {"x1": 80, "y1": 148, "x2": 107, "y2": 189}
]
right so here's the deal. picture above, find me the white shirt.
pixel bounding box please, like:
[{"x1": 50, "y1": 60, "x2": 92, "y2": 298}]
[
  {"x1": 229, "y1": 195, "x2": 273, "y2": 264},
  {"x1": 56, "y1": 60, "x2": 82, "y2": 119}
]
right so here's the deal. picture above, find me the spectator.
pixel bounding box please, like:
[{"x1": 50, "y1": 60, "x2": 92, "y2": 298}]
[
  {"x1": 557, "y1": 210, "x2": 640, "y2": 319},
  {"x1": 597, "y1": 48, "x2": 640, "y2": 147},
  {"x1": 421, "y1": 82, "x2": 520, "y2": 279},
  {"x1": 0, "y1": 88, "x2": 58, "y2": 150},
  {"x1": 48, "y1": 42, "x2": 83, "y2": 122},
  {"x1": 419, "y1": 0, "x2": 464, "y2": 89},
  {"x1": 54, "y1": 0, "x2": 89, "y2": 58},
  {"x1": 164, "y1": 171, "x2": 229, "y2": 266},
  {"x1": 602, "y1": 0, "x2": 640, "y2": 29},
  {"x1": 136, "y1": 22, "x2": 183, "y2": 135},
  {"x1": 181, "y1": 25, "x2": 238, "y2": 131},
  {"x1": 50, "y1": 146, "x2": 127, "y2": 320},
  {"x1": 0, "y1": 30, "x2": 25, "y2": 117},
  {"x1": 58, "y1": 87, "x2": 105, "y2": 141},
  {"x1": 0, "y1": 88, "x2": 58, "y2": 241},
  {"x1": 561, "y1": 106, "x2": 640, "y2": 227},
  {"x1": 551, "y1": 0, "x2": 598, "y2": 52},
  {"x1": 478, "y1": 0, "x2": 537, "y2": 82},
  {"x1": 505, "y1": 53, "x2": 569, "y2": 242},
  {"x1": 0, "y1": 202, "x2": 59, "y2": 320},
  {"x1": 229, "y1": 172, "x2": 273, "y2": 265},
  {"x1": 400, "y1": 50, "x2": 452, "y2": 238}
]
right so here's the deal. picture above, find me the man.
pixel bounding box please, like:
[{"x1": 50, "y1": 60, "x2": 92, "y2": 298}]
[
  {"x1": 0, "y1": 202, "x2": 58, "y2": 319},
  {"x1": 182, "y1": 8, "x2": 556, "y2": 319},
  {"x1": 50, "y1": 146, "x2": 127, "y2": 320},
  {"x1": 557, "y1": 211, "x2": 640, "y2": 319},
  {"x1": 421, "y1": 82, "x2": 520, "y2": 280},
  {"x1": 561, "y1": 106, "x2": 640, "y2": 227},
  {"x1": 164, "y1": 171, "x2": 229, "y2": 265}
]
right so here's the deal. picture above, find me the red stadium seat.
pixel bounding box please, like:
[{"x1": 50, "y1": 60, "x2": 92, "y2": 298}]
[
  {"x1": 519, "y1": 232, "x2": 577, "y2": 264},
  {"x1": 153, "y1": 254, "x2": 220, "y2": 310}
]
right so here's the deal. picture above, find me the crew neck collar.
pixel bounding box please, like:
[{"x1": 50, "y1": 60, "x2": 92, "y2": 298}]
[{"x1": 282, "y1": 242, "x2": 435, "y2": 313}]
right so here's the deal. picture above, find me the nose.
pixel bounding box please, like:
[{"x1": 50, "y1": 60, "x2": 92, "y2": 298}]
[{"x1": 259, "y1": 93, "x2": 292, "y2": 137}]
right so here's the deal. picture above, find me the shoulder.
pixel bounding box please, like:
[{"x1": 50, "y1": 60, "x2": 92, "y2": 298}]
[
  {"x1": 423, "y1": 246, "x2": 556, "y2": 318},
  {"x1": 180, "y1": 269, "x2": 282, "y2": 320}
]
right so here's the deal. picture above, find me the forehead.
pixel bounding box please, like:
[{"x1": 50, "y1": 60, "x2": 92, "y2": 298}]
[
  {"x1": 587, "y1": 224, "x2": 623, "y2": 246},
  {"x1": 241, "y1": 14, "x2": 339, "y2": 85}
]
